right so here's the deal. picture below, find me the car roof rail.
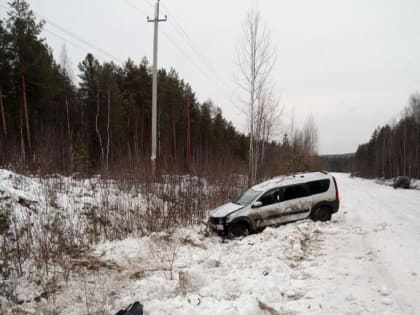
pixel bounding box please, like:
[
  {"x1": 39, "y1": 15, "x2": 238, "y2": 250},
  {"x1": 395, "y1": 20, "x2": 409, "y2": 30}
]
[{"x1": 320, "y1": 170, "x2": 329, "y2": 174}]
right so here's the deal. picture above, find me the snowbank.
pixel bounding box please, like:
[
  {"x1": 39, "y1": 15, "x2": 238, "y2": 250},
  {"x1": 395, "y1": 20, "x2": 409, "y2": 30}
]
[
  {"x1": 375, "y1": 177, "x2": 420, "y2": 190},
  {"x1": 31, "y1": 220, "x2": 323, "y2": 315},
  {"x1": 4, "y1": 171, "x2": 419, "y2": 314},
  {"x1": 91, "y1": 223, "x2": 318, "y2": 314}
]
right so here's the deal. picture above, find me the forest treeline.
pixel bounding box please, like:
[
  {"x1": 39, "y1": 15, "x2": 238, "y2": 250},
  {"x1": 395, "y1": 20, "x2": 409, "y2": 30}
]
[
  {"x1": 354, "y1": 93, "x2": 420, "y2": 179},
  {"x1": 321, "y1": 153, "x2": 354, "y2": 173},
  {"x1": 0, "y1": 1, "x2": 322, "y2": 178}
]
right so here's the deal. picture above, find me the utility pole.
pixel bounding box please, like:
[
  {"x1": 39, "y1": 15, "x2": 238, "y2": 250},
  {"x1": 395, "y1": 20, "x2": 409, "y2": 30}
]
[{"x1": 148, "y1": 0, "x2": 167, "y2": 176}]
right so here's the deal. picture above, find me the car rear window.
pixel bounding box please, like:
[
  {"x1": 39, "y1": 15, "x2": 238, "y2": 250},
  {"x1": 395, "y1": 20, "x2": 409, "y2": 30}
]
[{"x1": 307, "y1": 179, "x2": 330, "y2": 195}]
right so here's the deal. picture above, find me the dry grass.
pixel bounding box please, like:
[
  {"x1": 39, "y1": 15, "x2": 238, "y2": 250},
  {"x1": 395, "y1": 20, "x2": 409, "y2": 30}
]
[{"x1": 0, "y1": 170, "x2": 246, "y2": 310}]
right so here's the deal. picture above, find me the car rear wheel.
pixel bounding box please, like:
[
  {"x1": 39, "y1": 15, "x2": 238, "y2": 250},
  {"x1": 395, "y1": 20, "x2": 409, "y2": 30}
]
[
  {"x1": 227, "y1": 222, "x2": 250, "y2": 239},
  {"x1": 311, "y1": 206, "x2": 332, "y2": 222}
]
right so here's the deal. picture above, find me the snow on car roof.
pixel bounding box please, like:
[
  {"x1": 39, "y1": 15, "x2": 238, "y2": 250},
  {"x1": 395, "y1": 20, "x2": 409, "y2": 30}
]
[{"x1": 252, "y1": 171, "x2": 330, "y2": 191}]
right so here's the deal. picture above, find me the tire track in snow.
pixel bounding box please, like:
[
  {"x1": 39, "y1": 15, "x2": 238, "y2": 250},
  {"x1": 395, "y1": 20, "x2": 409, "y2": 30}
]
[{"x1": 296, "y1": 173, "x2": 420, "y2": 315}]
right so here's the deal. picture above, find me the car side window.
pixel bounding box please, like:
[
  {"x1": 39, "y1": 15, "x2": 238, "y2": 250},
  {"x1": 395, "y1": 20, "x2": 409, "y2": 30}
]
[
  {"x1": 258, "y1": 188, "x2": 281, "y2": 206},
  {"x1": 307, "y1": 179, "x2": 330, "y2": 195},
  {"x1": 283, "y1": 185, "x2": 308, "y2": 201}
]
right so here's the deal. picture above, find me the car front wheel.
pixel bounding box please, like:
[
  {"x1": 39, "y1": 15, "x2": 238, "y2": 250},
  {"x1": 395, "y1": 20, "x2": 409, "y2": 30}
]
[{"x1": 227, "y1": 222, "x2": 250, "y2": 239}]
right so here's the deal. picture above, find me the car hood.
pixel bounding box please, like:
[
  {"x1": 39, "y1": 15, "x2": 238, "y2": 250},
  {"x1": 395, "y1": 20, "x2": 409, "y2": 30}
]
[{"x1": 210, "y1": 202, "x2": 244, "y2": 218}]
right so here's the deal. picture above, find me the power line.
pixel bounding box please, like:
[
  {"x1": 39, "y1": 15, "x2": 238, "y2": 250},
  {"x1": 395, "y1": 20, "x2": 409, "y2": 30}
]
[
  {"x1": 160, "y1": 2, "x2": 231, "y2": 87},
  {"x1": 119, "y1": 0, "x2": 219, "y2": 86},
  {"x1": 39, "y1": 16, "x2": 124, "y2": 63},
  {"x1": 0, "y1": 2, "x2": 124, "y2": 64},
  {"x1": 160, "y1": 28, "x2": 219, "y2": 84},
  {"x1": 43, "y1": 27, "x2": 93, "y2": 56},
  {"x1": 2, "y1": 1, "x2": 231, "y2": 92},
  {"x1": 119, "y1": 0, "x2": 231, "y2": 93},
  {"x1": 141, "y1": 0, "x2": 154, "y2": 9},
  {"x1": 123, "y1": 0, "x2": 149, "y2": 17}
]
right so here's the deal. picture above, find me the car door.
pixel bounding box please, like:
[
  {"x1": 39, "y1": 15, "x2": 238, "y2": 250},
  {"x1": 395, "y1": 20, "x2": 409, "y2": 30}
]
[
  {"x1": 280, "y1": 184, "x2": 312, "y2": 222},
  {"x1": 250, "y1": 187, "x2": 282, "y2": 228}
]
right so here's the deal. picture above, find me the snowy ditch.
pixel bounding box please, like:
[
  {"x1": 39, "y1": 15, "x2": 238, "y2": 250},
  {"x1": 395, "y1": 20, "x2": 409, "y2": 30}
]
[
  {"x1": 3, "y1": 170, "x2": 420, "y2": 314},
  {"x1": 0, "y1": 170, "x2": 360, "y2": 314},
  {"x1": 0, "y1": 168, "x2": 337, "y2": 314},
  {"x1": 2, "y1": 169, "x2": 324, "y2": 314},
  {"x1": 3, "y1": 220, "x2": 331, "y2": 314}
]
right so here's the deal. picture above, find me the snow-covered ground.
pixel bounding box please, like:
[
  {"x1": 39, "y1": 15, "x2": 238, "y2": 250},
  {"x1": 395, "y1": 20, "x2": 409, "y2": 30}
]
[
  {"x1": 298, "y1": 174, "x2": 420, "y2": 315},
  {"x1": 1, "y1": 172, "x2": 420, "y2": 314}
]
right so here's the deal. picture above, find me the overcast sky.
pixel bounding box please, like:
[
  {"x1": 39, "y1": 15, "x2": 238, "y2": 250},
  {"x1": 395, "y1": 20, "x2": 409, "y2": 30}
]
[{"x1": 1, "y1": 0, "x2": 420, "y2": 154}]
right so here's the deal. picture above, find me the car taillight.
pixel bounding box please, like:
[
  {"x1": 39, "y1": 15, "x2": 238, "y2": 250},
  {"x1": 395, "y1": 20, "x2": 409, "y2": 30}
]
[{"x1": 333, "y1": 176, "x2": 339, "y2": 201}]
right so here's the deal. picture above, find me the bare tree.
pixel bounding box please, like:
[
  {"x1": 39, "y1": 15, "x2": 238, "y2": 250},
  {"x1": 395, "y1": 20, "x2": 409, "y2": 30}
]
[
  {"x1": 236, "y1": 6, "x2": 277, "y2": 186},
  {"x1": 253, "y1": 86, "x2": 283, "y2": 180},
  {"x1": 59, "y1": 45, "x2": 73, "y2": 172},
  {"x1": 302, "y1": 113, "x2": 318, "y2": 156}
]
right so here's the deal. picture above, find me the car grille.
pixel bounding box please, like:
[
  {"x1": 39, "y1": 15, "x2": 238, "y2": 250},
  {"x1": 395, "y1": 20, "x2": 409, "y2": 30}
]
[{"x1": 209, "y1": 217, "x2": 223, "y2": 225}]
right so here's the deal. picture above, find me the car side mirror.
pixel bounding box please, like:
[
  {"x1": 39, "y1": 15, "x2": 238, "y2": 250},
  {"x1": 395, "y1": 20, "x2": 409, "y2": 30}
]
[{"x1": 252, "y1": 201, "x2": 262, "y2": 208}]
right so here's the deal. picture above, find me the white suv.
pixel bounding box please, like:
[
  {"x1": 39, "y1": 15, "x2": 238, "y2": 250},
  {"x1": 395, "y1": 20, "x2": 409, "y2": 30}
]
[{"x1": 208, "y1": 171, "x2": 340, "y2": 238}]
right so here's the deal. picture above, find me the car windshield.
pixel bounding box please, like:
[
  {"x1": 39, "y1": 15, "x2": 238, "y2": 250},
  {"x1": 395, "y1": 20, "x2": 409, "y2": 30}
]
[{"x1": 235, "y1": 188, "x2": 261, "y2": 206}]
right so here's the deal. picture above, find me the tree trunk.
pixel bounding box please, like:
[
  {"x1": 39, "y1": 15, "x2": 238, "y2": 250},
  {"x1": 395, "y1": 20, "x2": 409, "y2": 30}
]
[
  {"x1": 95, "y1": 80, "x2": 104, "y2": 169},
  {"x1": 186, "y1": 96, "x2": 191, "y2": 171},
  {"x1": 403, "y1": 123, "x2": 407, "y2": 175},
  {"x1": 22, "y1": 74, "x2": 31, "y2": 151},
  {"x1": 171, "y1": 106, "x2": 177, "y2": 162},
  {"x1": 134, "y1": 114, "x2": 139, "y2": 159},
  {"x1": 382, "y1": 137, "x2": 385, "y2": 178},
  {"x1": 106, "y1": 89, "x2": 111, "y2": 172},
  {"x1": 0, "y1": 89, "x2": 7, "y2": 138},
  {"x1": 19, "y1": 105, "x2": 26, "y2": 165},
  {"x1": 388, "y1": 142, "x2": 392, "y2": 178},
  {"x1": 127, "y1": 99, "x2": 132, "y2": 167},
  {"x1": 261, "y1": 118, "x2": 267, "y2": 167},
  {"x1": 64, "y1": 84, "x2": 73, "y2": 172}
]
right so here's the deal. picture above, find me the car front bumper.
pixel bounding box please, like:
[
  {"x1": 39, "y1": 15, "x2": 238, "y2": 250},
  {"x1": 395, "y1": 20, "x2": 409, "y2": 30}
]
[
  {"x1": 209, "y1": 222, "x2": 224, "y2": 231},
  {"x1": 208, "y1": 217, "x2": 226, "y2": 232}
]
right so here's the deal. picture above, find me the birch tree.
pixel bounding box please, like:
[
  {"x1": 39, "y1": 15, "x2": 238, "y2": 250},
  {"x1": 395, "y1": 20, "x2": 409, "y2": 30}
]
[
  {"x1": 302, "y1": 113, "x2": 318, "y2": 156},
  {"x1": 236, "y1": 6, "x2": 278, "y2": 186}
]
